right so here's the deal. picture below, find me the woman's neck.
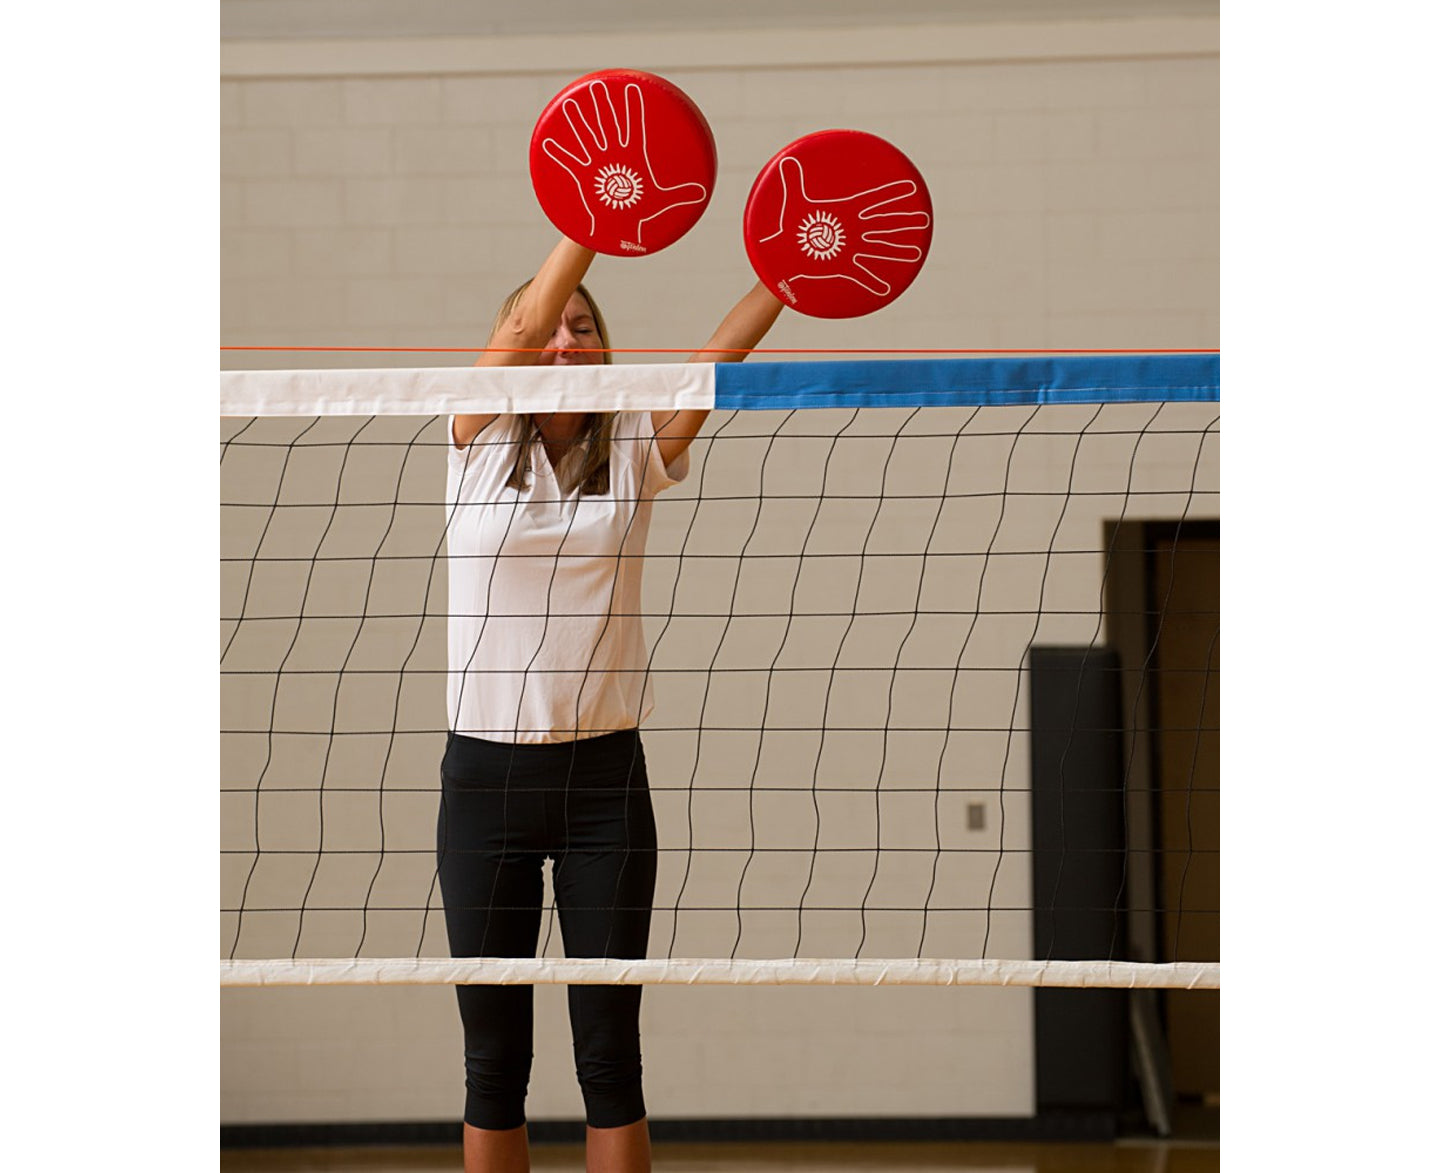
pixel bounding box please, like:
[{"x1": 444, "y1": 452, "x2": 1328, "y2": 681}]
[
  {"x1": 535, "y1": 412, "x2": 588, "y2": 469},
  {"x1": 536, "y1": 412, "x2": 586, "y2": 446}
]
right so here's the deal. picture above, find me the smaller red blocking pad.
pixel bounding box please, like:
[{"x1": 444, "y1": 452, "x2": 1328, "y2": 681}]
[
  {"x1": 530, "y1": 69, "x2": 717, "y2": 257},
  {"x1": 743, "y1": 129, "x2": 933, "y2": 319}
]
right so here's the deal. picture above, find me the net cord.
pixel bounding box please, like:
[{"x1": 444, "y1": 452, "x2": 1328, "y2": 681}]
[{"x1": 220, "y1": 956, "x2": 1219, "y2": 989}]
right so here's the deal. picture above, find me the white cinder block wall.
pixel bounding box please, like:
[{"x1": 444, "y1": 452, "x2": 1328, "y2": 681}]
[{"x1": 220, "y1": 15, "x2": 1218, "y2": 1126}]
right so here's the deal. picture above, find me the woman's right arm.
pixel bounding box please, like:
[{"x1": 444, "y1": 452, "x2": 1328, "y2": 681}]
[{"x1": 453, "y1": 236, "x2": 597, "y2": 449}]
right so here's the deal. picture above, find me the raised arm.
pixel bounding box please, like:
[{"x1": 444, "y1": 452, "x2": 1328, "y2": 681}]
[
  {"x1": 652, "y1": 282, "x2": 785, "y2": 467},
  {"x1": 453, "y1": 236, "x2": 597, "y2": 449}
]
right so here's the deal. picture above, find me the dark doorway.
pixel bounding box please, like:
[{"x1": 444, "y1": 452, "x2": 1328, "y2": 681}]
[{"x1": 1104, "y1": 519, "x2": 1220, "y2": 1128}]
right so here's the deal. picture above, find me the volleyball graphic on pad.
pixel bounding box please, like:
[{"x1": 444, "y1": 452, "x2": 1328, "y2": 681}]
[
  {"x1": 797, "y1": 210, "x2": 846, "y2": 261},
  {"x1": 744, "y1": 129, "x2": 934, "y2": 318},
  {"x1": 530, "y1": 69, "x2": 717, "y2": 257},
  {"x1": 595, "y1": 164, "x2": 644, "y2": 210}
]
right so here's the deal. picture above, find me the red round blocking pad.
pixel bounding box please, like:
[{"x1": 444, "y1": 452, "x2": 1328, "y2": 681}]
[
  {"x1": 530, "y1": 70, "x2": 717, "y2": 257},
  {"x1": 744, "y1": 130, "x2": 933, "y2": 319}
]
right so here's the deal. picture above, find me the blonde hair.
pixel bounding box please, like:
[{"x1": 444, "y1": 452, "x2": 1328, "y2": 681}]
[{"x1": 494, "y1": 281, "x2": 616, "y2": 496}]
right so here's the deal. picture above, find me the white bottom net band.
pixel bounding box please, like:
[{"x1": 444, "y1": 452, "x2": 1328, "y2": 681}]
[{"x1": 221, "y1": 956, "x2": 1219, "y2": 989}]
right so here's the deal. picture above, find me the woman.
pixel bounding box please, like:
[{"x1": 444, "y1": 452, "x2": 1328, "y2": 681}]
[{"x1": 439, "y1": 235, "x2": 783, "y2": 1173}]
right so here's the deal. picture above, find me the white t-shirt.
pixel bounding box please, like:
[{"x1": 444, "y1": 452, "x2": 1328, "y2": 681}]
[{"x1": 445, "y1": 412, "x2": 689, "y2": 743}]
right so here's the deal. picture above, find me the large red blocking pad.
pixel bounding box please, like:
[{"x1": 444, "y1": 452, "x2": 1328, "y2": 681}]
[
  {"x1": 530, "y1": 70, "x2": 717, "y2": 257},
  {"x1": 744, "y1": 129, "x2": 933, "y2": 318}
]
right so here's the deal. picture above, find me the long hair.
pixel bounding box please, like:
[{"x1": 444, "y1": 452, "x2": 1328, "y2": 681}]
[{"x1": 493, "y1": 280, "x2": 616, "y2": 497}]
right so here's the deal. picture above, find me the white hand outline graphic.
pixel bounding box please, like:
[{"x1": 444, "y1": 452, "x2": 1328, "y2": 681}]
[
  {"x1": 539, "y1": 78, "x2": 710, "y2": 246},
  {"x1": 757, "y1": 155, "x2": 931, "y2": 298}
]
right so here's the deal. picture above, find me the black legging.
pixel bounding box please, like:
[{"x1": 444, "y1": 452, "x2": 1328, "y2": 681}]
[{"x1": 437, "y1": 729, "x2": 657, "y2": 1130}]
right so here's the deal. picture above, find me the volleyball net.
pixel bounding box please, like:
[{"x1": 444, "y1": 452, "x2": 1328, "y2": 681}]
[{"x1": 220, "y1": 354, "x2": 1219, "y2": 990}]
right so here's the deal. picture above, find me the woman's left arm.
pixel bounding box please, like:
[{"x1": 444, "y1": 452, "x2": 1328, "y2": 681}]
[{"x1": 652, "y1": 282, "x2": 785, "y2": 467}]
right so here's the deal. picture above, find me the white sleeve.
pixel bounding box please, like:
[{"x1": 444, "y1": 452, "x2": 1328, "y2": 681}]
[
  {"x1": 614, "y1": 411, "x2": 689, "y2": 496},
  {"x1": 645, "y1": 434, "x2": 690, "y2": 494},
  {"x1": 448, "y1": 414, "x2": 516, "y2": 469}
]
